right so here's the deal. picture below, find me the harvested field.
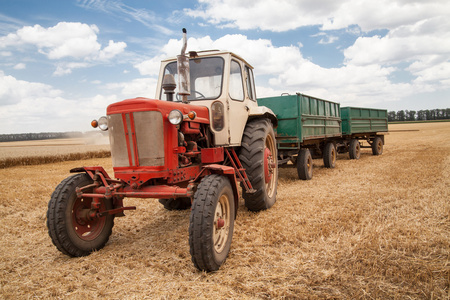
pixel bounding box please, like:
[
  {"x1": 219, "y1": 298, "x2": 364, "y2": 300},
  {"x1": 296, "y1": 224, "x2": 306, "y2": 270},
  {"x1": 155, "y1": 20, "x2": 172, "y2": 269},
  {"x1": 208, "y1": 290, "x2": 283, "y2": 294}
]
[
  {"x1": 0, "y1": 122, "x2": 448, "y2": 299},
  {"x1": 0, "y1": 138, "x2": 110, "y2": 168}
]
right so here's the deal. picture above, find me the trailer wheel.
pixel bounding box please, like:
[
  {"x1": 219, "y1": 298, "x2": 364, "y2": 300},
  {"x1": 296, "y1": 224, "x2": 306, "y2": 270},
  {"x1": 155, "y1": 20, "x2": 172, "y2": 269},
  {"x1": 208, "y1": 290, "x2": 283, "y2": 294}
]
[
  {"x1": 323, "y1": 142, "x2": 337, "y2": 168},
  {"x1": 47, "y1": 173, "x2": 114, "y2": 257},
  {"x1": 297, "y1": 148, "x2": 313, "y2": 180},
  {"x1": 189, "y1": 175, "x2": 235, "y2": 272},
  {"x1": 372, "y1": 136, "x2": 383, "y2": 155},
  {"x1": 159, "y1": 198, "x2": 191, "y2": 210},
  {"x1": 239, "y1": 118, "x2": 278, "y2": 211},
  {"x1": 349, "y1": 139, "x2": 361, "y2": 159}
]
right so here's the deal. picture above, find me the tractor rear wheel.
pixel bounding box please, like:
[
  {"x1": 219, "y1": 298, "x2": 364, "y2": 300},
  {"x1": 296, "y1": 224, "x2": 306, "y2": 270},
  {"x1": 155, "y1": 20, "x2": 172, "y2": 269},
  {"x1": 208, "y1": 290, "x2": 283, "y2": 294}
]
[
  {"x1": 239, "y1": 118, "x2": 278, "y2": 211},
  {"x1": 47, "y1": 173, "x2": 114, "y2": 257},
  {"x1": 189, "y1": 175, "x2": 235, "y2": 272}
]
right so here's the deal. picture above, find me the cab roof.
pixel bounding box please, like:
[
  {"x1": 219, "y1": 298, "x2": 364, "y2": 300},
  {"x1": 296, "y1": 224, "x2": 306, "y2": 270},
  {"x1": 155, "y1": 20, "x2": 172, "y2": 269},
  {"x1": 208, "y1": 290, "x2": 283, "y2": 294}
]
[{"x1": 161, "y1": 50, "x2": 254, "y2": 69}]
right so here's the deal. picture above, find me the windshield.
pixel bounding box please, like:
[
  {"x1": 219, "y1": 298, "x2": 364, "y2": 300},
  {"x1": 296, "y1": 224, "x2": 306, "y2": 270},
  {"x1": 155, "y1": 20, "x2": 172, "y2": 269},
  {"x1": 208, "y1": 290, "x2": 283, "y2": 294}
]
[{"x1": 161, "y1": 57, "x2": 224, "y2": 101}]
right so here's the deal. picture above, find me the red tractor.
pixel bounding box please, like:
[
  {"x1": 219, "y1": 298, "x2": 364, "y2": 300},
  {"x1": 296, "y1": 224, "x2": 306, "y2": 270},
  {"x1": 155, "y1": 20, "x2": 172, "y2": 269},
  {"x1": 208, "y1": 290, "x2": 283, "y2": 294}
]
[{"x1": 47, "y1": 29, "x2": 278, "y2": 271}]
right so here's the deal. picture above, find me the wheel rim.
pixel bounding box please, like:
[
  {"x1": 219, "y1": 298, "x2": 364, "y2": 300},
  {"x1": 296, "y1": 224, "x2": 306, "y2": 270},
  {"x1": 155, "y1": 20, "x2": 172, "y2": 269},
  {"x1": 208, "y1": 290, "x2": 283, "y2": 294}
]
[
  {"x1": 331, "y1": 147, "x2": 336, "y2": 165},
  {"x1": 264, "y1": 147, "x2": 273, "y2": 184},
  {"x1": 213, "y1": 194, "x2": 231, "y2": 253},
  {"x1": 356, "y1": 142, "x2": 361, "y2": 157},
  {"x1": 307, "y1": 153, "x2": 313, "y2": 176},
  {"x1": 72, "y1": 197, "x2": 106, "y2": 241},
  {"x1": 377, "y1": 141, "x2": 382, "y2": 153},
  {"x1": 264, "y1": 133, "x2": 277, "y2": 198}
]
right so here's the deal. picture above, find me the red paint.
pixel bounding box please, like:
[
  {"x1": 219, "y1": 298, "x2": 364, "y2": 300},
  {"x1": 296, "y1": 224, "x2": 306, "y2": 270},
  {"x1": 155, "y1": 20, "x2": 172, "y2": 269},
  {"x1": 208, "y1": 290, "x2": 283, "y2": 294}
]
[
  {"x1": 264, "y1": 147, "x2": 272, "y2": 184},
  {"x1": 73, "y1": 98, "x2": 253, "y2": 220},
  {"x1": 201, "y1": 147, "x2": 224, "y2": 164}
]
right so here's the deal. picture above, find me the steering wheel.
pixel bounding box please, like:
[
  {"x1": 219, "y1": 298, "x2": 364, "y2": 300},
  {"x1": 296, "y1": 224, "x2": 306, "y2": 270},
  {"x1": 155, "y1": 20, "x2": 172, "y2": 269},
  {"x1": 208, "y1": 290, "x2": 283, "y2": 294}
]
[
  {"x1": 192, "y1": 90, "x2": 206, "y2": 99},
  {"x1": 176, "y1": 90, "x2": 206, "y2": 101}
]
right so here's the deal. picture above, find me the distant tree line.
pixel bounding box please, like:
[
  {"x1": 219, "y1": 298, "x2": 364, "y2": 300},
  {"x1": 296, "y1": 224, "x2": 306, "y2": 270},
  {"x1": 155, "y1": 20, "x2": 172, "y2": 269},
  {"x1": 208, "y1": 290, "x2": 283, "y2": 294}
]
[
  {"x1": 0, "y1": 132, "x2": 83, "y2": 142},
  {"x1": 388, "y1": 108, "x2": 450, "y2": 122}
]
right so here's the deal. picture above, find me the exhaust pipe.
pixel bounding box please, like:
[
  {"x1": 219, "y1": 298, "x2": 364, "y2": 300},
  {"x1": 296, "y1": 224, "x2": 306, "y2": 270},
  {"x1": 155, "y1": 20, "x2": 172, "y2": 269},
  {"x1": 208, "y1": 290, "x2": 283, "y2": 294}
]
[
  {"x1": 181, "y1": 28, "x2": 187, "y2": 56},
  {"x1": 177, "y1": 28, "x2": 190, "y2": 103}
]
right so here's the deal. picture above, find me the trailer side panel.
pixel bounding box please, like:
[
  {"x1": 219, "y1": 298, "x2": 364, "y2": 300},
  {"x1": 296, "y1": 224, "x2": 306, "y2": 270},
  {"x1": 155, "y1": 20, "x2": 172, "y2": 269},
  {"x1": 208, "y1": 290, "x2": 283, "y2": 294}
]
[
  {"x1": 258, "y1": 94, "x2": 341, "y2": 147},
  {"x1": 341, "y1": 107, "x2": 388, "y2": 135}
]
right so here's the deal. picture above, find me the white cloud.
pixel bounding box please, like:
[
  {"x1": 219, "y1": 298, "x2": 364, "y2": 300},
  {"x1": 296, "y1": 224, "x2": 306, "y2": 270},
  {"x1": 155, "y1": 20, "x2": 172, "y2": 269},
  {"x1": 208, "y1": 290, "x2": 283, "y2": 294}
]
[
  {"x1": 185, "y1": 0, "x2": 336, "y2": 32},
  {"x1": 53, "y1": 62, "x2": 90, "y2": 76},
  {"x1": 0, "y1": 70, "x2": 62, "y2": 105},
  {"x1": 344, "y1": 17, "x2": 450, "y2": 66},
  {"x1": 342, "y1": 15, "x2": 450, "y2": 94},
  {"x1": 186, "y1": 0, "x2": 450, "y2": 32},
  {"x1": 135, "y1": 34, "x2": 304, "y2": 77},
  {"x1": 134, "y1": 55, "x2": 165, "y2": 76},
  {"x1": 104, "y1": 77, "x2": 158, "y2": 99},
  {"x1": 0, "y1": 71, "x2": 118, "y2": 133},
  {"x1": 318, "y1": 36, "x2": 339, "y2": 45},
  {"x1": 135, "y1": 32, "x2": 448, "y2": 107},
  {"x1": 13, "y1": 63, "x2": 26, "y2": 70},
  {"x1": 0, "y1": 22, "x2": 127, "y2": 74},
  {"x1": 181, "y1": 0, "x2": 449, "y2": 107},
  {"x1": 77, "y1": 0, "x2": 174, "y2": 35},
  {"x1": 97, "y1": 40, "x2": 127, "y2": 61}
]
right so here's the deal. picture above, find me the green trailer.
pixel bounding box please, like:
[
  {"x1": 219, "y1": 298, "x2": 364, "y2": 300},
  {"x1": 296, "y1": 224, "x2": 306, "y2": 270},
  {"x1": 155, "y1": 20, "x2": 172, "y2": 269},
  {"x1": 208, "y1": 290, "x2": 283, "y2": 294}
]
[
  {"x1": 258, "y1": 93, "x2": 341, "y2": 143},
  {"x1": 258, "y1": 94, "x2": 388, "y2": 180},
  {"x1": 339, "y1": 106, "x2": 388, "y2": 161},
  {"x1": 341, "y1": 106, "x2": 388, "y2": 135}
]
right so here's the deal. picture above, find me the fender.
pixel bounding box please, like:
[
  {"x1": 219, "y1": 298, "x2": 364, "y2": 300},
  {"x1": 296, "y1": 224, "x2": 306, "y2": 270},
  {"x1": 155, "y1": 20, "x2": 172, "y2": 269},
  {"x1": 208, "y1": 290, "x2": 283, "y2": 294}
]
[
  {"x1": 194, "y1": 164, "x2": 240, "y2": 216},
  {"x1": 249, "y1": 105, "x2": 278, "y2": 127},
  {"x1": 70, "y1": 166, "x2": 112, "y2": 181}
]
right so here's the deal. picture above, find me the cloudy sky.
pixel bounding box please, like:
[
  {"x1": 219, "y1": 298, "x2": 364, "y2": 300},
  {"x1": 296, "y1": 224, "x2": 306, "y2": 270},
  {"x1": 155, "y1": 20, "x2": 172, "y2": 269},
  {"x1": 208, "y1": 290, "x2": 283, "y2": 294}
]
[{"x1": 1, "y1": 0, "x2": 449, "y2": 134}]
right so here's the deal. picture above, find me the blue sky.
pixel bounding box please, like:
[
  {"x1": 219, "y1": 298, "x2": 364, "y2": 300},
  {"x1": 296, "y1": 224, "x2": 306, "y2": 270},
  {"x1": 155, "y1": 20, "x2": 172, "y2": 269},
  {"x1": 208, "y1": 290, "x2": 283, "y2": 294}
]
[{"x1": 1, "y1": 0, "x2": 449, "y2": 134}]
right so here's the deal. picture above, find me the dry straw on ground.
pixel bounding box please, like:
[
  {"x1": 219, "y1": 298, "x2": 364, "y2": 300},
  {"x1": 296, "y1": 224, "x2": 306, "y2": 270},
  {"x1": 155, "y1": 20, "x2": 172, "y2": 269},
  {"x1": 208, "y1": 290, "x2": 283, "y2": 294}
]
[{"x1": 0, "y1": 122, "x2": 448, "y2": 299}]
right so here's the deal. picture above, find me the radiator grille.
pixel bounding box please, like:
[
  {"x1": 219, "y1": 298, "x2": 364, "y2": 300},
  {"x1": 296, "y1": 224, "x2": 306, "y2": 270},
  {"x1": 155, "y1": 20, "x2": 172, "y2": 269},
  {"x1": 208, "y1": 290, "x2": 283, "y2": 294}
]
[{"x1": 108, "y1": 111, "x2": 165, "y2": 167}]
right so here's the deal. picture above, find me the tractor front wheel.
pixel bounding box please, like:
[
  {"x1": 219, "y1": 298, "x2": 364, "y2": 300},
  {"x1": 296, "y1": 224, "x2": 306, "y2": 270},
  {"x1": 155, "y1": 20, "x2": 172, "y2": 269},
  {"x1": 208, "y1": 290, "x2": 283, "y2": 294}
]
[
  {"x1": 189, "y1": 175, "x2": 235, "y2": 272},
  {"x1": 47, "y1": 173, "x2": 114, "y2": 257}
]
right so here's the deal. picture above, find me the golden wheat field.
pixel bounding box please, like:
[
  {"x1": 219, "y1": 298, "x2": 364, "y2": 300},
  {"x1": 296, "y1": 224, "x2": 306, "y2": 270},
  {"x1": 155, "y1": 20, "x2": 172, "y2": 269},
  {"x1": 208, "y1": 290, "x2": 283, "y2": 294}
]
[
  {"x1": 0, "y1": 137, "x2": 111, "y2": 168},
  {"x1": 0, "y1": 122, "x2": 448, "y2": 299}
]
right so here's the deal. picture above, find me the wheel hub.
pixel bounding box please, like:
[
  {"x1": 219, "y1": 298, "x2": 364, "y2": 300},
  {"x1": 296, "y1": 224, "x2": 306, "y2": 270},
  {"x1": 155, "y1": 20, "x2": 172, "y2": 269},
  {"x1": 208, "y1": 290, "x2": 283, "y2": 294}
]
[
  {"x1": 264, "y1": 147, "x2": 275, "y2": 184},
  {"x1": 213, "y1": 195, "x2": 230, "y2": 253},
  {"x1": 72, "y1": 197, "x2": 106, "y2": 241}
]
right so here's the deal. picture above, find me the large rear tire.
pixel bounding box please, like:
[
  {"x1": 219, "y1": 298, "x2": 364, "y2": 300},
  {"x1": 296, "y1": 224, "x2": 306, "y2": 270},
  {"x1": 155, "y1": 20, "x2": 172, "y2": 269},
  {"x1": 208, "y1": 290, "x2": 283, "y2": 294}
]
[
  {"x1": 189, "y1": 175, "x2": 235, "y2": 272},
  {"x1": 297, "y1": 148, "x2": 313, "y2": 180},
  {"x1": 47, "y1": 173, "x2": 114, "y2": 257},
  {"x1": 239, "y1": 119, "x2": 278, "y2": 211}
]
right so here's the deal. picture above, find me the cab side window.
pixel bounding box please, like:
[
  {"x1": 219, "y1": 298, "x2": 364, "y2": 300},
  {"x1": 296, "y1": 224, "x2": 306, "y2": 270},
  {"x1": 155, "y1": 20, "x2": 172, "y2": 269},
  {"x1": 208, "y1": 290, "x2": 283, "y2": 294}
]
[
  {"x1": 229, "y1": 60, "x2": 244, "y2": 101},
  {"x1": 245, "y1": 66, "x2": 256, "y2": 101}
]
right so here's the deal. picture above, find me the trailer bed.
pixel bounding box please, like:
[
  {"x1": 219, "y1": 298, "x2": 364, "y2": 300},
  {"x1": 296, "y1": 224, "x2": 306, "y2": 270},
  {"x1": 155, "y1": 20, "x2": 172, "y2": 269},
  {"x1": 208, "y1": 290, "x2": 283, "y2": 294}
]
[
  {"x1": 340, "y1": 106, "x2": 388, "y2": 136},
  {"x1": 258, "y1": 93, "x2": 341, "y2": 148}
]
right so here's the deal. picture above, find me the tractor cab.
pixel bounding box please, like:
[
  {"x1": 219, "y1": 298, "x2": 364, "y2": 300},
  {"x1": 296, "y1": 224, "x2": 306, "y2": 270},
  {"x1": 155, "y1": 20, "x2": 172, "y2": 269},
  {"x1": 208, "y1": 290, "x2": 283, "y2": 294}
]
[{"x1": 156, "y1": 50, "x2": 275, "y2": 146}]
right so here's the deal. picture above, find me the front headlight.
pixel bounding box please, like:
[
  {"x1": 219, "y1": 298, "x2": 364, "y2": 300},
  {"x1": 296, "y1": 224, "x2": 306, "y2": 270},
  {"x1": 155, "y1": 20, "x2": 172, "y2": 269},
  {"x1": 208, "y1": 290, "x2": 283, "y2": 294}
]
[
  {"x1": 98, "y1": 116, "x2": 108, "y2": 131},
  {"x1": 168, "y1": 109, "x2": 183, "y2": 125}
]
